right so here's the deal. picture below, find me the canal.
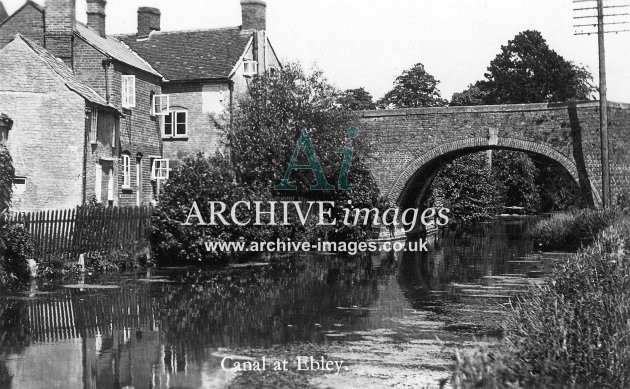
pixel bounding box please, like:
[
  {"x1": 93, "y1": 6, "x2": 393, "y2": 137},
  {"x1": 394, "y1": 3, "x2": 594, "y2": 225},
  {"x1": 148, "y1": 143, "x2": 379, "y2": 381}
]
[{"x1": 0, "y1": 217, "x2": 558, "y2": 388}]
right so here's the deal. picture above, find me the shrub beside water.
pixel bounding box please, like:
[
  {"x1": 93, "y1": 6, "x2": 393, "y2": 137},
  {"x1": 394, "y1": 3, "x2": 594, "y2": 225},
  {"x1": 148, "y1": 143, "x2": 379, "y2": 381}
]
[{"x1": 452, "y1": 213, "x2": 630, "y2": 388}]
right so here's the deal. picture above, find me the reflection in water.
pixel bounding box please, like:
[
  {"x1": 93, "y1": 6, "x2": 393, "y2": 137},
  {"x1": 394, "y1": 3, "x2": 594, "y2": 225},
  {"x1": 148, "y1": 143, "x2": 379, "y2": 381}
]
[{"x1": 0, "y1": 217, "x2": 540, "y2": 388}]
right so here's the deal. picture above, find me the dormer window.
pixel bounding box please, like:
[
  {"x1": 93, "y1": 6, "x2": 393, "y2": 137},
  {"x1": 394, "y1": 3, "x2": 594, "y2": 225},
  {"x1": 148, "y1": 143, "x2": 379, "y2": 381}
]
[{"x1": 243, "y1": 60, "x2": 258, "y2": 77}]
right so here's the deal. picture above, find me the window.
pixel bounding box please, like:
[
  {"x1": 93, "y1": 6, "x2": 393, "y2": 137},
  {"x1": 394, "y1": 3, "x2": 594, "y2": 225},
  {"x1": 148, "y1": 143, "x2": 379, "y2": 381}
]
[
  {"x1": 89, "y1": 109, "x2": 98, "y2": 144},
  {"x1": 122, "y1": 75, "x2": 136, "y2": 108},
  {"x1": 152, "y1": 94, "x2": 170, "y2": 116},
  {"x1": 12, "y1": 177, "x2": 26, "y2": 195},
  {"x1": 162, "y1": 110, "x2": 187, "y2": 138},
  {"x1": 243, "y1": 60, "x2": 258, "y2": 76},
  {"x1": 268, "y1": 66, "x2": 279, "y2": 77},
  {"x1": 122, "y1": 154, "x2": 131, "y2": 188},
  {"x1": 152, "y1": 159, "x2": 170, "y2": 180}
]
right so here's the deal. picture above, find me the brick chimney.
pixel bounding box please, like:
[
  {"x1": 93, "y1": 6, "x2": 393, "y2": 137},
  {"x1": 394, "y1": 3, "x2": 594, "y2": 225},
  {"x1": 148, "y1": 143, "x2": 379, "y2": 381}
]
[
  {"x1": 0, "y1": 2, "x2": 8, "y2": 23},
  {"x1": 44, "y1": 0, "x2": 76, "y2": 67},
  {"x1": 137, "y1": 7, "x2": 160, "y2": 39},
  {"x1": 241, "y1": 0, "x2": 266, "y2": 31},
  {"x1": 86, "y1": 0, "x2": 106, "y2": 37}
]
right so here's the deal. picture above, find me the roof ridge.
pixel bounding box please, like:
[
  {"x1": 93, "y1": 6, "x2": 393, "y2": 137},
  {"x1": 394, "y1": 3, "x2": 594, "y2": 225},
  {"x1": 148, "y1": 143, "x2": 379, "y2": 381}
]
[
  {"x1": 115, "y1": 38, "x2": 164, "y2": 80},
  {"x1": 113, "y1": 25, "x2": 244, "y2": 38},
  {"x1": 74, "y1": 22, "x2": 163, "y2": 78}
]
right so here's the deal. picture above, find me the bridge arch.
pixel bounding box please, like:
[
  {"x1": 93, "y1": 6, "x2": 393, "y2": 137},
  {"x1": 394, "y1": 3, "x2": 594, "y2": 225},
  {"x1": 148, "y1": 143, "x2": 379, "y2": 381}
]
[{"x1": 389, "y1": 137, "x2": 601, "y2": 209}]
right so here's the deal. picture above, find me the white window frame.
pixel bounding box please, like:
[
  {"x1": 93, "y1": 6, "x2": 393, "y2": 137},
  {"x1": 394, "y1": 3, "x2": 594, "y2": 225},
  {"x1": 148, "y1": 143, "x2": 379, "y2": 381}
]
[
  {"x1": 89, "y1": 109, "x2": 98, "y2": 144},
  {"x1": 162, "y1": 110, "x2": 188, "y2": 138},
  {"x1": 95, "y1": 164, "x2": 102, "y2": 203},
  {"x1": 121, "y1": 154, "x2": 131, "y2": 189},
  {"x1": 122, "y1": 75, "x2": 136, "y2": 109},
  {"x1": 152, "y1": 94, "x2": 170, "y2": 116},
  {"x1": 151, "y1": 159, "x2": 170, "y2": 180},
  {"x1": 243, "y1": 60, "x2": 258, "y2": 77}
]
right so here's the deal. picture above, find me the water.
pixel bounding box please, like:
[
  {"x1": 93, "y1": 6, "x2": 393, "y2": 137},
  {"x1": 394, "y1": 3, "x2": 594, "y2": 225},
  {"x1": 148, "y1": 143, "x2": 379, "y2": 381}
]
[{"x1": 0, "y1": 217, "x2": 552, "y2": 389}]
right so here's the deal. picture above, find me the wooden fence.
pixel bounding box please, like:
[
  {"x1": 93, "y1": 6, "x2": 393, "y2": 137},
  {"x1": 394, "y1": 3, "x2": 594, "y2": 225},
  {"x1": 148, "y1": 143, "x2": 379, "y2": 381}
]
[{"x1": 4, "y1": 206, "x2": 152, "y2": 260}]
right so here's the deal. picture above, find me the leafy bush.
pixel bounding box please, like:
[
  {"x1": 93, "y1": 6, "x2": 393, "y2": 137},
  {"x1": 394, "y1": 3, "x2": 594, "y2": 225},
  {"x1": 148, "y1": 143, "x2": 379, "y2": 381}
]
[
  {"x1": 0, "y1": 145, "x2": 35, "y2": 284},
  {"x1": 452, "y1": 216, "x2": 630, "y2": 389},
  {"x1": 150, "y1": 155, "x2": 269, "y2": 266},
  {"x1": 527, "y1": 208, "x2": 620, "y2": 251}
]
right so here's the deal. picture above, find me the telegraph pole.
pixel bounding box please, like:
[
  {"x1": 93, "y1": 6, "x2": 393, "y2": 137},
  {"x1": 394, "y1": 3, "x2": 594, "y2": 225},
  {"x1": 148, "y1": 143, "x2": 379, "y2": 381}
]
[
  {"x1": 574, "y1": 0, "x2": 628, "y2": 208},
  {"x1": 597, "y1": 0, "x2": 611, "y2": 209}
]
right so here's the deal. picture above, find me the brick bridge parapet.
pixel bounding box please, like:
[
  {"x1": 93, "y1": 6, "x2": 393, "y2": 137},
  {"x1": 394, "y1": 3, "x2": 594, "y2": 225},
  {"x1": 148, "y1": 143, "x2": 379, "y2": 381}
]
[{"x1": 357, "y1": 101, "x2": 630, "y2": 208}]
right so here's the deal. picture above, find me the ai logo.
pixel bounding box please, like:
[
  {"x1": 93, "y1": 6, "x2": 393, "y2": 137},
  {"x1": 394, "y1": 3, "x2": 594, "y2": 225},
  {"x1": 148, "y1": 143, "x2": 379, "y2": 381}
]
[{"x1": 275, "y1": 127, "x2": 359, "y2": 191}]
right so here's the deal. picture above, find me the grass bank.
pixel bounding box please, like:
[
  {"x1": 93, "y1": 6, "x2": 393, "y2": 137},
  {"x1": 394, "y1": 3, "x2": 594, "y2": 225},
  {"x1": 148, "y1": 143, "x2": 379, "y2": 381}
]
[{"x1": 452, "y1": 209, "x2": 630, "y2": 388}]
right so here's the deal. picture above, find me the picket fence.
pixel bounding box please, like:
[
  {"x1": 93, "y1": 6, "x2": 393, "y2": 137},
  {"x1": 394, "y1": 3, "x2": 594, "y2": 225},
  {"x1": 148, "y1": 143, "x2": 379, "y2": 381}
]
[{"x1": 5, "y1": 206, "x2": 152, "y2": 260}]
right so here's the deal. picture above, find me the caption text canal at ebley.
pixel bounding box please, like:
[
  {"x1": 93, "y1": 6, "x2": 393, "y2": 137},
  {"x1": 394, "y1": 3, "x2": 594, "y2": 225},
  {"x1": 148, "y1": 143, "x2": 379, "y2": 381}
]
[{"x1": 0, "y1": 217, "x2": 567, "y2": 389}]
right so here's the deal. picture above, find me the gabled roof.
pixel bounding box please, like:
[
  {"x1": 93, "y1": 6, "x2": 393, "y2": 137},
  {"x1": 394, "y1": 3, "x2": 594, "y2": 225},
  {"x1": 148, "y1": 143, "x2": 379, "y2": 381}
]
[
  {"x1": 15, "y1": 34, "x2": 119, "y2": 113},
  {"x1": 0, "y1": 2, "x2": 9, "y2": 23},
  {"x1": 117, "y1": 27, "x2": 253, "y2": 82},
  {"x1": 0, "y1": 0, "x2": 43, "y2": 29},
  {"x1": 75, "y1": 22, "x2": 162, "y2": 78}
]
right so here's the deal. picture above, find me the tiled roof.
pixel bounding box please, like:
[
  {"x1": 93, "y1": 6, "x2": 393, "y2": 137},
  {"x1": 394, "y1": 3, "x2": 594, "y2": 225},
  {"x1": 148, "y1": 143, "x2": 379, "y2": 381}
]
[
  {"x1": 18, "y1": 34, "x2": 118, "y2": 112},
  {"x1": 117, "y1": 27, "x2": 252, "y2": 81},
  {"x1": 75, "y1": 22, "x2": 162, "y2": 78}
]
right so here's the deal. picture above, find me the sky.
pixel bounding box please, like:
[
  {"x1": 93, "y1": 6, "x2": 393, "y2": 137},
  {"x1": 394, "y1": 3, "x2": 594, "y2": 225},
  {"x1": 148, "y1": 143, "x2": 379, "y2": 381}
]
[{"x1": 4, "y1": 0, "x2": 630, "y2": 102}]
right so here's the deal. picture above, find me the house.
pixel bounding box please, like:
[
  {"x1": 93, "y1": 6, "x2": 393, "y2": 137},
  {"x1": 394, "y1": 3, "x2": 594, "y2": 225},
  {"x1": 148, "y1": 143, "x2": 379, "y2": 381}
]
[
  {"x1": 0, "y1": 34, "x2": 121, "y2": 211},
  {"x1": 0, "y1": 0, "x2": 281, "y2": 212},
  {"x1": 0, "y1": 0, "x2": 167, "y2": 211},
  {"x1": 118, "y1": 0, "x2": 282, "y2": 162}
]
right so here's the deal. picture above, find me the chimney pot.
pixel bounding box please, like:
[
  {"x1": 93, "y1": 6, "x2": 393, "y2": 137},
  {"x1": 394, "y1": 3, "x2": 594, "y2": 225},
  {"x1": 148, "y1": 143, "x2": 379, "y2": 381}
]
[
  {"x1": 86, "y1": 0, "x2": 107, "y2": 37},
  {"x1": 241, "y1": 0, "x2": 266, "y2": 31},
  {"x1": 137, "y1": 7, "x2": 161, "y2": 39}
]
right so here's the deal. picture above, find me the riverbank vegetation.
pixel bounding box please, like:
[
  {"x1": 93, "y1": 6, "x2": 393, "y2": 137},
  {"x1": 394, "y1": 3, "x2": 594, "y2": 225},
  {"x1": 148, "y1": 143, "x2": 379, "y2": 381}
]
[
  {"x1": 527, "y1": 208, "x2": 621, "y2": 251},
  {"x1": 452, "y1": 208, "x2": 630, "y2": 388}
]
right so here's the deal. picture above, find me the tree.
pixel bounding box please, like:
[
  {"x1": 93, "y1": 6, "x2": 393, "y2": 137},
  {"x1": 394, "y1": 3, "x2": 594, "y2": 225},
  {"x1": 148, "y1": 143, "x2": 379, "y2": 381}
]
[
  {"x1": 443, "y1": 30, "x2": 594, "y2": 218},
  {"x1": 337, "y1": 88, "x2": 376, "y2": 110},
  {"x1": 228, "y1": 62, "x2": 385, "y2": 240},
  {"x1": 378, "y1": 63, "x2": 448, "y2": 108},
  {"x1": 450, "y1": 82, "x2": 489, "y2": 107},
  {"x1": 430, "y1": 153, "x2": 504, "y2": 224},
  {"x1": 492, "y1": 150, "x2": 541, "y2": 212},
  {"x1": 451, "y1": 30, "x2": 595, "y2": 105},
  {"x1": 152, "y1": 63, "x2": 387, "y2": 263}
]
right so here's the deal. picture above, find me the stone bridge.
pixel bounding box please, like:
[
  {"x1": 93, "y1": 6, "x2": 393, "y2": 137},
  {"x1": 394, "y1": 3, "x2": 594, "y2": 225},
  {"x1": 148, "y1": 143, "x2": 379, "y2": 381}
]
[{"x1": 358, "y1": 101, "x2": 630, "y2": 209}]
